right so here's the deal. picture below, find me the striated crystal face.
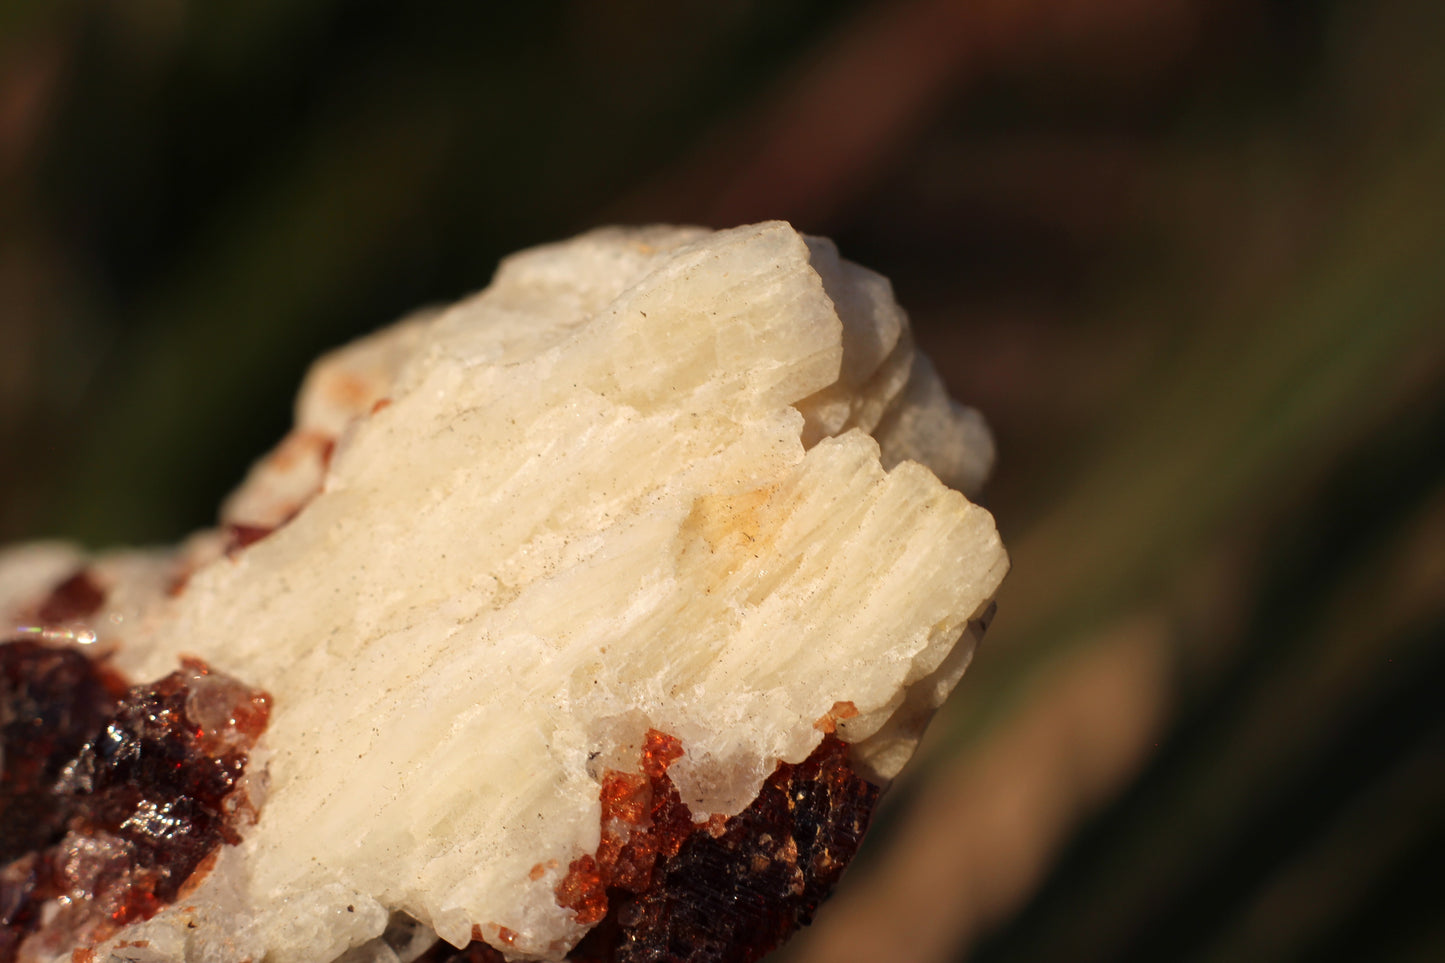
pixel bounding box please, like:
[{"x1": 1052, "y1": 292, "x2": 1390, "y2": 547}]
[{"x1": 0, "y1": 222, "x2": 1007, "y2": 963}]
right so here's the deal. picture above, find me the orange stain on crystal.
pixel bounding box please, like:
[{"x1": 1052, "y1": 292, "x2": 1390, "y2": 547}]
[{"x1": 813, "y1": 700, "x2": 859, "y2": 734}]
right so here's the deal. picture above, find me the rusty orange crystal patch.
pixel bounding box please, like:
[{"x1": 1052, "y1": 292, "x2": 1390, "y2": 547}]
[
  {"x1": 554, "y1": 731, "x2": 692, "y2": 927},
  {"x1": 567, "y1": 733, "x2": 878, "y2": 963}
]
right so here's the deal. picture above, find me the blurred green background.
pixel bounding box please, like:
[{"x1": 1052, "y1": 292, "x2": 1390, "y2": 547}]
[{"x1": 2, "y1": 1, "x2": 1442, "y2": 960}]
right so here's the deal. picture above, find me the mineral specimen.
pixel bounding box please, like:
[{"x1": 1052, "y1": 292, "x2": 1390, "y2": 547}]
[{"x1": 0, "y1": 221, "x2": 1007, "y2": 963}]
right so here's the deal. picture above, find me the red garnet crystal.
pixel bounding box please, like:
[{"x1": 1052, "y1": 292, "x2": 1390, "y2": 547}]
[{"x1": 0, "y1": 641, "x2": 271, "y2": 963}]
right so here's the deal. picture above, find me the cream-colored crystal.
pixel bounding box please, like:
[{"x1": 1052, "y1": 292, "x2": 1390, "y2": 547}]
[{"x1": 1, "y1": 222, "x2": 1007, "y2": 963}]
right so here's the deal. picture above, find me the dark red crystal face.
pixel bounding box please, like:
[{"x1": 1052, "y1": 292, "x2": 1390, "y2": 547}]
[
  {"x1": 419, "y1": 731, "x2": 879, "y2": 963},
  {"x1": 0, "y1": 640, "x2": 271, "y2": 963}
]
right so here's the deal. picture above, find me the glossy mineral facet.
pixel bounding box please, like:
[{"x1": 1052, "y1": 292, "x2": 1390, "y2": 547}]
[{"x1": 0, "y1": 640, "x2": 270, "y2": 963}]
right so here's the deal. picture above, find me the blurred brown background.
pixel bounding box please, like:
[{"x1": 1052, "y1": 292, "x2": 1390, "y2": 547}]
[{"x1": 2, "y1": 1, "x2": 1443, "y2": 960}]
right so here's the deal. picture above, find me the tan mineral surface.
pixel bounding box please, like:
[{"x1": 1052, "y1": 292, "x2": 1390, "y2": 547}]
[{"x1": 0, "y1": 222, "x2": 1007, "y2": 963}]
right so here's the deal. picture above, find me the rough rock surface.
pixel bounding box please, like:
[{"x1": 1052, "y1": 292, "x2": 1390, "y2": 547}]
[{"x1": 0, "y1": 222, "x2": 1007, "y2": 963}]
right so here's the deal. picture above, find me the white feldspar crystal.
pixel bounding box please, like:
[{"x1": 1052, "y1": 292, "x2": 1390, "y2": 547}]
[{"x1": 0, "y1": 222, "x2": 1007, "y2": 962}]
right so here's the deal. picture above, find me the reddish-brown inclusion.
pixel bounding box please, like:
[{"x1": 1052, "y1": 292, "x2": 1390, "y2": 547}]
[
  {"x1": 224, "y1": 522, "x2": 279, "y2": 556},
  {"x1": 419, "y1": 730, "x2": 879, "y2": 963},
  {"x1": 0, "y1": 640, "x2": 270, "y2": 963},
  {"x1": 33, "y1": 571, "x2": 106, "y2": 626}
]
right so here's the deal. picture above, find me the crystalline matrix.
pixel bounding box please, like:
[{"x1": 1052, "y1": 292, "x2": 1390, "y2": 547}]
[{"x1": 0, "y1": 222, "x2": 1008, "y2": 963}]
